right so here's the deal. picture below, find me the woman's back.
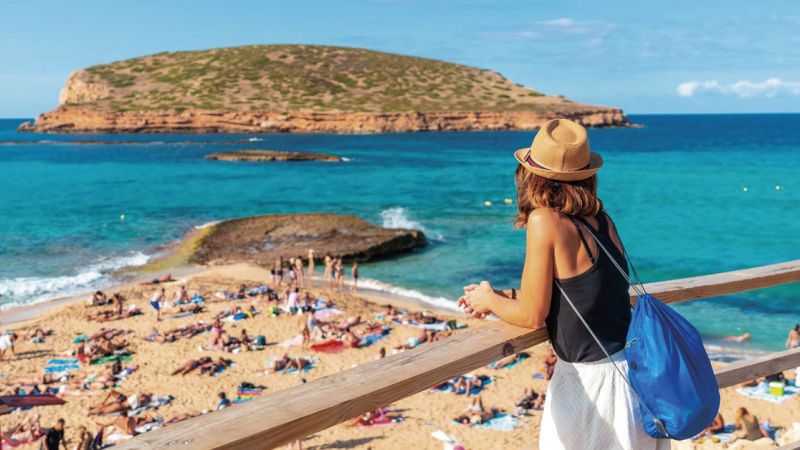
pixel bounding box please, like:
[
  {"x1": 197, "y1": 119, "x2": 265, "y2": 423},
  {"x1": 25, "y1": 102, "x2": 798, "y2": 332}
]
[{"x1": 545, "y1": 211, "x2": 632, "y2": 363}]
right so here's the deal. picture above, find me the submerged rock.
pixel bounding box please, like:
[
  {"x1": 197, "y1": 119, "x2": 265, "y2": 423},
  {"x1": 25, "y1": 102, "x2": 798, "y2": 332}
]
[
  {"x1": 205, "y1": 150, "x2": 342, "y2": 162},
  {"x1": 190, "y1": 213, "x2": 426, "y2": 265}
]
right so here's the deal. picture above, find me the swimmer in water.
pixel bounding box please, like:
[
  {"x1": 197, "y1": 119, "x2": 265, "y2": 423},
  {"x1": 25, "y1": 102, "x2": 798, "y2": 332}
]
[{"x1": 725, "y1": 332, "x2": 751, "y2": 343}]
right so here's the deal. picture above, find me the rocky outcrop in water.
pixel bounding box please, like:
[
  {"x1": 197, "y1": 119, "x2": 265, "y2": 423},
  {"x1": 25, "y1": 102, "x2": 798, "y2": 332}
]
[
  {"x1": 189, "y1": 213, "x2": 426, "y2": 266},
  {"x1": 205, "y1": 150, "x2": 342, "y2": 162}
]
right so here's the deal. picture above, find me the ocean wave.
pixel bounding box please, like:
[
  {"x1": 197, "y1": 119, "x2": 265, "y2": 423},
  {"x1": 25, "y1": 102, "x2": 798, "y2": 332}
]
[
  {"x1": 380, "y1": 207, "x2": 444, "y2": 241},
  {"x1": 0, "y1": 251, "x2": 150, "y2": 310},
  {"x1": 194, "y1": 220, "x2": 222, "y2": 230},
  {"x1": 357, "y1": 277, "x2": 461, "y2": 313}
]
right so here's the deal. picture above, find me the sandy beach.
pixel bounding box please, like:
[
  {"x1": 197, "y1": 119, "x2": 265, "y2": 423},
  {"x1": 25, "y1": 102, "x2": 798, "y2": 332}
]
[{"x1": 1, "y1": 263, "x2": 799, "y2": 450}]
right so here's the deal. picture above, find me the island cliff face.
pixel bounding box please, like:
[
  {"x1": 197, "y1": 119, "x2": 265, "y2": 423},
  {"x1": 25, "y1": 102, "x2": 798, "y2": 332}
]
[
  {"x1": 19, "y1": 106, "x2": 627, "y2": 133},
  {"x1": 19, "y1": 45, "x2": 629, "y2": 133}
]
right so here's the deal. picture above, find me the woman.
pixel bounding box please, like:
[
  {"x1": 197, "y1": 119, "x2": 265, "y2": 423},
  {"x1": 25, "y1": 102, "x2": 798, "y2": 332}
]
[
  {"x1": 734, "y1": 407, "x2": 767, "y2": 441},
  {"x1": 459, "y1": 119, "x2": 667, "y2": 449},
  {"x1": 785, "y1": 324, "x2": 799, "y2": 348}
]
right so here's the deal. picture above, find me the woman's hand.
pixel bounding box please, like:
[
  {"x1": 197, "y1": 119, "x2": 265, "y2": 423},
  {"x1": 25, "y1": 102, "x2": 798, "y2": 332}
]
[{"x1": 457, "y1": 281, "x2": 494, "y2": 318}]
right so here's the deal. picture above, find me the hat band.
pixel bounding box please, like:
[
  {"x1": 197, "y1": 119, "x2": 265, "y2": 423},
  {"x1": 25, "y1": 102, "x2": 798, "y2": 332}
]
[{"x1": 526, "y1": 152, "x2": 589, "y2": 172}]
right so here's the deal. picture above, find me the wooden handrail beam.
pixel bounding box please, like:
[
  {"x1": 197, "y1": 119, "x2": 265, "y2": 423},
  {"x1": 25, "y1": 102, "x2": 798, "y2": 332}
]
[
  {"x1": 715, "y1": 347, "x2": 800, "y2": 389},
  {"x1": 120, "y1": 260, "x2": 800, "y2": 449}
]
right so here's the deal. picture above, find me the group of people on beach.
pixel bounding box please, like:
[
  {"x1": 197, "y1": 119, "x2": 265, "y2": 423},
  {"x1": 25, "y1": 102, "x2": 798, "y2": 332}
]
[{"x1": 269, "y1": 252, "x2": 360, "y2": 293}]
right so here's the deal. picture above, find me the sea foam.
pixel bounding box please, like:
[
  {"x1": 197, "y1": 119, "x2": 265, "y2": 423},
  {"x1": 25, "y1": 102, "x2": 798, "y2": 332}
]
[
  {"x1": 380, "y1": 207, "x2": 444, "y2": 241},
  {"x1": 357, "y1": 277, "x2": 461, "y2": 313},
  {"x1": 0, "y1": 251, "x2": 150, "y2": 310}
]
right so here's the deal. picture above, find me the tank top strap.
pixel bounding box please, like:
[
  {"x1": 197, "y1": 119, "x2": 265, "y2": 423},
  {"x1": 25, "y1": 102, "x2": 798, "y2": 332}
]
[
  {"x1": 597, "y1": 212, "x2": 609, "y2": 235},
  {"x1": 569, "y1": 217, "x2": 596, "y2": 263}
]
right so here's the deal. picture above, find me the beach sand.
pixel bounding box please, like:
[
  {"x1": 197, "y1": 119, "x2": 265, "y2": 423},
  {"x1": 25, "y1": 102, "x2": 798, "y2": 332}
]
[{"x1": 1, "y1": 263, "x2": 798, "y2": 450}]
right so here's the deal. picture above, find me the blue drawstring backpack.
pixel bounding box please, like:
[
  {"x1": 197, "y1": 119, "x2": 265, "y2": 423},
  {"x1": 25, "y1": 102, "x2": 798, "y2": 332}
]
[{"x1": 557, "y1": 220, "x2": 719, "y2": 440}]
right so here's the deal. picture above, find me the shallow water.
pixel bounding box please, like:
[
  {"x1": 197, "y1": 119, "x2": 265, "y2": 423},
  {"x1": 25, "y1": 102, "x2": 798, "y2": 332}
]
[{"x1": 0, "y1": 114, "x2": 798, "y2": 351}]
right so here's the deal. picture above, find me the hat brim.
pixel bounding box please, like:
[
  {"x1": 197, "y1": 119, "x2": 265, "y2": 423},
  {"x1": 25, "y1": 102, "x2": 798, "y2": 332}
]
[{"x1": 514, "y1": 148, "x2": 603, "y2": 181}]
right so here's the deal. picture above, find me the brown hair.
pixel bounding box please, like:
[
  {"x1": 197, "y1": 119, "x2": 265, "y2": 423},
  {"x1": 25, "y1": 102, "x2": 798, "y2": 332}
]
[{"x1": 514, "y1": 165, "x2": 603, "y2": 228}]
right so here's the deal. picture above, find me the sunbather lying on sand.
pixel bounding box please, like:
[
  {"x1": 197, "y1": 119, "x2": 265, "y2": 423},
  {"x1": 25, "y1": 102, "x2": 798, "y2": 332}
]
[
  {"x1": 270, "y1": 354, "x2": 313, "y2": 373},
  {"x1": 172, "y1": 357, "x2": 231, "y2": 376},
  {"x1": 348, "y1": 408, "x2": 402, "y2": 426},
  {"x1": 96, "y1": 413, "x2": 158, "y2": 436},
  {"x1": 394, "y1": 330, "x2": 430, "y2": 351},
  {"x1": 21, "y1": 327, "x2": 53, "y2": 343},
  {"x1": 453, "y1": 396, "x2": 500, "y2": 425},
  {"x1": 86, "y1": 305, "x2": 141, "y2": 322},
  {"x1": 140, "y1": 273, "x2": 175, "y2": 285},
  {"x1": 515, "y1": 387, "x2": 545, "y2": 412},
  {"x1": 1, "y1": 414, "x2": 42, "y2": 446},
  {"x1": 488, "y1": 352, "x2": 527, "y2": 370},
  {"x1": 88, "y1": 389, "x2": 152, "y2": 415},
  {"x1": 89, "y1": 328, "x2": 131, "y2": 342},
  {"x1": 162, "y1": 304, "x2": 205, "y2": 318}
]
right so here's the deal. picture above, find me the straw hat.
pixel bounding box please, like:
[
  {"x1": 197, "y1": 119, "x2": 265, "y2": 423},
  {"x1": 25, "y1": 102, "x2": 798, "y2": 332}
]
[{"x1": 514, "y1": 118, "x2": 603, "y2": 181}]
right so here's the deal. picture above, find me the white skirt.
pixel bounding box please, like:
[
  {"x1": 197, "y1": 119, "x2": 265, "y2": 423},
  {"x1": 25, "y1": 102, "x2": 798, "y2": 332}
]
[{"x1": 539, "y1": 350, "x2": 670, "y2": 450}]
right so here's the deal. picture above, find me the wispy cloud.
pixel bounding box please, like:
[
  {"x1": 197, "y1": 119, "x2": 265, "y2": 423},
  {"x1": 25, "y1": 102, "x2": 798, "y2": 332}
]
[
  {"x1": 677, "y1": 78, "x2": 800, "y2": 98},
  {"x1": 480, "y1": 18, "x2": 614, "y2": 41}
]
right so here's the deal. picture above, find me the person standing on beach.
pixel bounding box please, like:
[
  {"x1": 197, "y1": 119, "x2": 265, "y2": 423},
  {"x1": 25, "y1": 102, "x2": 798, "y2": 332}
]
[
  {"x1": 41, "y1": 418, "x2": 67, "y2": 450},
  {"x1": 786, "y1": 324, "x2": 800, "y2": 348},
  {"x1": 295, "y1": 256, "x2": 305, "y2": 288},
  {"x1": 336, "y1": 258, "x2": 345, "y2": 290},
  {"x1": 351, "y1": 261, "x2": 360, "y2": 292},
  {"x1": 0, "y1": 332, "x2": 17, "y2": 361},
  {"x1": 307, "y1": 250, "x2": 315, "y2": 281},
  {"x1": 272, "y1": 257, "x2": 284, "y2": 288},
  {"x1": 458, "y1": 119, "x2": 667, "y2": 450},
  {"x1": 150, "y1": 288, "x2": 165, "y2": 321},
  {"x1": 323, "y1": 255, "x2": 332, "y2": 280}
]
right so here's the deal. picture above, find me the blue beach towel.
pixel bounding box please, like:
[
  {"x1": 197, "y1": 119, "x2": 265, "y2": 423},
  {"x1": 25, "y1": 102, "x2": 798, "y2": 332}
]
[
  {"x1": 488, "y1": 352, "x2": 529, "y2": 370},
  {"x1": 471, "y1": 414, "x2": 518, "y2": 431},
  {"x1": 45, "y1": 359, "x2": 80, "y2": 373},
  {"x1": 434, "y1": 376, "x2": 493, "y2": 395},
  {"x1": 736, "y1": 383, "x2": 800, "y2": 404}
]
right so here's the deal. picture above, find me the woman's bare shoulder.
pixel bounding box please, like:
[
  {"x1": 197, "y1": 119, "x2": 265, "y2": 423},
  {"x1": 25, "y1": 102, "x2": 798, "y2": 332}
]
[{"x1": 526, "y1": 209, "x2": 566, "y2": 241}]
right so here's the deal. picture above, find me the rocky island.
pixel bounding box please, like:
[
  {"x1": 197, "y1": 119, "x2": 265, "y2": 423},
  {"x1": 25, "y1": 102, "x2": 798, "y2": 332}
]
[
  {"x1": 19, "y1": 45, "x2": 629, "y2": 133},
  {"x1": 189, "y1": 213, "x2": 426, "y2": 266},
  {"x1": 205, "y1": 150, "x2": 342, "y2": 162}
]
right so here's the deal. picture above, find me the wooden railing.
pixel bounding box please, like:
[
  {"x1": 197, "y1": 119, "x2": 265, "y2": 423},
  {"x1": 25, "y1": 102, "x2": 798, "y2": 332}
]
[{"x1": 120, "y1": 260, "x2": 800, "y2": 449}]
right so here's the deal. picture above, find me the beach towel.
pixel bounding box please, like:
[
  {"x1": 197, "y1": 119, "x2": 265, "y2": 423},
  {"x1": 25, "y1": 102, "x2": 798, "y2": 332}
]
[
  {"x1": 736, "y1": 383, "x2": 800, "y2": 404},
  {"x1": 72, "y1": 334, "x2": 89, "y2": 344},
  {"x1": 357, "y1": 328, "x2": 391, "y2": 348},
  {"x1": 433, "y1": 375, "x2": 493, "y2": 396},
  {"x1": 695, "y1": 425, "x2": 736, "y2": 444},
  {"x1": 44, "y1": 358, "x2": 80, "y2": 373},
  {"x1": 311, "y1": 339, "x2": 347, "y2": 354},
  {"x1": 314, "y1": 307, "x2": 343, "y2": 321},
  {"x1": 268, "y1": 357, "x2": 316, "y2": 374},
  {"x1": 488, "y1": 352, "x2": 529, "y2": 370},
  {"x1": 90, "y1": 354, "x2": 133, "y2": 365},
  {"x1": 234, "y1": 388, "x2": 264, "y2": 403},
  {"x1": 126, "y1": 395, "x2": 173, "y2": 417},
  {"x1": 532, "y1": 373, "x2": 545, "y2": 379},
  {"x1": 470, "y1": 413, "x2": 518, "y2": 431},
  {"x1": 354, "y1": 413, "x2": 403, "y2": 427}
]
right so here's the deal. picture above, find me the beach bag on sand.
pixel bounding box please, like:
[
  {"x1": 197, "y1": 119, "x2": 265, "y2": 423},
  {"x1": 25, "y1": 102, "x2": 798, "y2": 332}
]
[{"x1": 557, "y1": 219, "x2": 719, "y2": 440}]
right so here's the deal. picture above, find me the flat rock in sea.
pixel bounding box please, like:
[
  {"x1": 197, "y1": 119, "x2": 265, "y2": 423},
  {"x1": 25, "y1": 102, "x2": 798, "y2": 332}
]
[
  {"x1": 190, "y1": 213, "x2": 426, "y2": 265},
  {"x1": 205, "y1": 150, "x2": 342, "y2": 162}
]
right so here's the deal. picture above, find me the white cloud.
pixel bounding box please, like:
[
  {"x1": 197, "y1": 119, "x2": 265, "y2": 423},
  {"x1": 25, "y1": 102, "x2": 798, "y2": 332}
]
[
  {"x1": 677, "y1": 78, "x2": 800, "y2": 98},
  {"x1": 538, "y1": 18, "x2": 575, "y2": 28}
]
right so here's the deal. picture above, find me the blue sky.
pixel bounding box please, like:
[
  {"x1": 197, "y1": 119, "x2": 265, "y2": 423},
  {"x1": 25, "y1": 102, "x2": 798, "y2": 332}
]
[{"x1": 1, "y1": 0, "x2": 798, "y2": 117}]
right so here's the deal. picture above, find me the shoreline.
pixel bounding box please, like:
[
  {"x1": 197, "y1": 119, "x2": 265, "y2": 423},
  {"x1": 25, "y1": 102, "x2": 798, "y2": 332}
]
[
  {"x1": 0, "y1": 260, "x2": 771, "y2": 361},
  {"x1": 0, "y1": 262, "x2": 461, "y2": 331}
]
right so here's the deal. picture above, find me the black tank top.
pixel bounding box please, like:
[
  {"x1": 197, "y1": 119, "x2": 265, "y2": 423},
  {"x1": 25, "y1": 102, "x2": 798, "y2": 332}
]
[{"x1": 545, "y1": 213, "x2": 631, "y2": 363}]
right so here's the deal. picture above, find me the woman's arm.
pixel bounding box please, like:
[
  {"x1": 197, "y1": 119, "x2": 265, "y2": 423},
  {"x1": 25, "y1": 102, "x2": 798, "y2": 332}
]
[{"x1": 459, "y1": 211, "x2": 555, "y2": 328}]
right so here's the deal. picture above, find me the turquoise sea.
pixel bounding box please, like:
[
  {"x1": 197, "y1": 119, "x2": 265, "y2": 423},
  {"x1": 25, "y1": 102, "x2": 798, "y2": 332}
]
[{"x1": 0, "y1": 114, "x2": 798, "y2": 352}]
